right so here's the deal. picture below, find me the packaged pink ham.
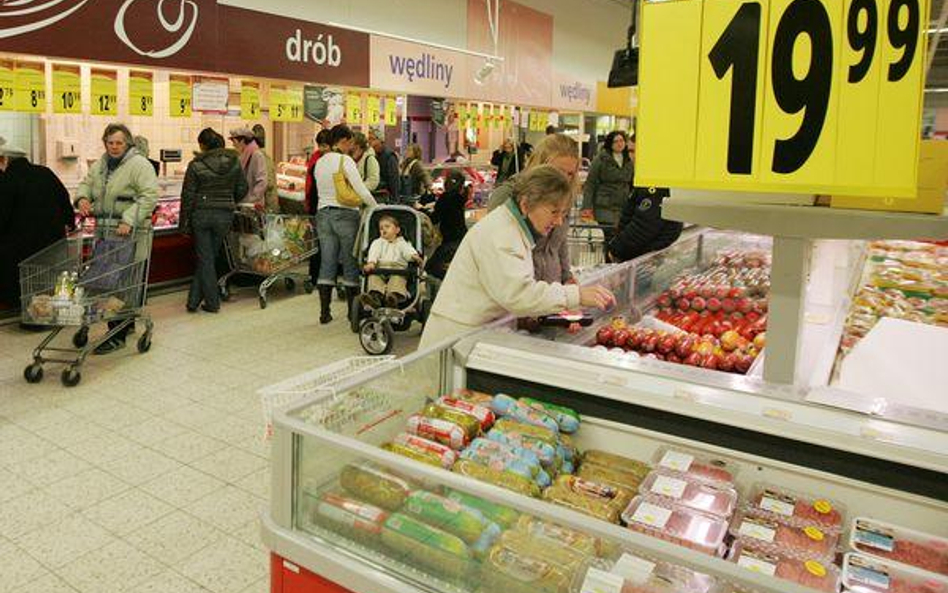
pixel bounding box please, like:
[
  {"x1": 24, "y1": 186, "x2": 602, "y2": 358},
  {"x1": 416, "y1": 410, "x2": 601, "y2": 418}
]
[
  {"x1": 843, "y1": 552, "x2": 948, "y2": 593},
  {"x1": 639, "y1": 471, "x2": 737, "y2": 518},
  {"x1": 729, "y1": 509, "x2": 838, "y2": 562},
  {"x1": 651, "y1": 448, "x2": 736, "y2": 487},
  {"x1": 729, "y1": 540, "x2": 840, "y2": 592},
  {"x1": 746, "y1": 483, "x2": 845, "y2": 530},
  {"x1": 850, "y1": 518, "x2": 948, "y2": 577},
  {"x1": 621, "y1": 496, "x2": 728, "y2": 556}
]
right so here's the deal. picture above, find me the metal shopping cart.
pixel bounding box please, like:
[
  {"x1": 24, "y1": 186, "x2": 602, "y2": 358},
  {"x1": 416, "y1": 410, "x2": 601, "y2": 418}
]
[
  {"x1": 568, "y1": 222, "x2": 610, "y2": 270},
  {"x1": 19, "y1": 217, "x2": 154, "y2": 387},
  {"x1": 218, "y1": 206, "x2": 318, "y2": 309}
]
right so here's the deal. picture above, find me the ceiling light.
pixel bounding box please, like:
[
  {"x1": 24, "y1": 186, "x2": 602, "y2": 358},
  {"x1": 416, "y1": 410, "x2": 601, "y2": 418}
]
[{"x1": 474, "y1": 60, "x2": 496, "y2": 85}]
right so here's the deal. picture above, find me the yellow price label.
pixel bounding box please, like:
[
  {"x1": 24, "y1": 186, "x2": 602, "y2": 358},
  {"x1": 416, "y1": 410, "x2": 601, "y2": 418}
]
[
  {"x1": 169, "y1": 75, "x2": 192, "y2": 118},
  {"x1": 90, "y1": 68, "x2": 118, "y2": 116},
  {"x1": 129, "y1": 71, "x2": 154, "y2": 116},
  {"x1": 638, "y1": 0, "x2": 929, "y2": 199},
  {"x1": 0, "y1": 59, "x2": 14, "y2": 111},
  {"x1": 346, "y1": 93, "x2": 363, "y2": 125},
  {"x1": 271, "y1": 86, "x2": 303, "y2": 122},
  {"x1": 366, "y1": 95, "x2": 381, "y2": 125},
  {"x1": 15, "y1": 61, "x2": 45, "y2": 113},
  {"x1": 241, "y1": 80, "x2": 260, "y2": 120},
  {"x1": 384, "y1": 96, "x2": 397, "y2": 125},
  {"x1": 52, "y1": 64, "x2": 81, "y2": 114}
]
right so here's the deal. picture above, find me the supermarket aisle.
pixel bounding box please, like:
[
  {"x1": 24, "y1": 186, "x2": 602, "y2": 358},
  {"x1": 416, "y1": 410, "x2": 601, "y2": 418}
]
[{"x1": 0, "y1": 289, "x2": 420, "y2": 593}]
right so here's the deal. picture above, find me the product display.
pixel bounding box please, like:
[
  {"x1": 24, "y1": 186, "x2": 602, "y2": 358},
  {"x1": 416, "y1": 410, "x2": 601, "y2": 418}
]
[
  {"x1": 729, "y1": 541, "x2": 840, "y2": 592},
  {"x1": 390, "y1": 433, "x2": 458, "y2": 469},
  {"x1": 652, "y1": 448, "x2": 737, "y2": 486},
  {"x1": 544, "y1": 475, "x2": 633, "y2": 523},
  {"x1": 381, "y1": 512, "x2": 473, "y2": 580},
  {"x1": 843, "y1": 553, "x2": 948, "y2": 593},
  {"x1": 622, "y1": 496, "x2": 729, "y2": 556},
  {"x1": 312, "y1": 491, "x2": 389, "y2": 544},
  {"x1": 640, "y1": 471, "x2": 738, "y2": 518},
  {"x1": 340, "y1": 463, "x2": 413, "y2": 511},
  {"x1": 747, "y1": 485, "x2": 844, "y2": 530},
  {"x1": 851, "y1": 518, "x2": 948, "y2": 577},
  {"x1": 729, "y1": 509, "x2": 838, "y2": 561}
]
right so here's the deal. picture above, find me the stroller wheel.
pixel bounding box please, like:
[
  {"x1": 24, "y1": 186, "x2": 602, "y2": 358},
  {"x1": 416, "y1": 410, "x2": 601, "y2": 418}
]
[
  {"x1": 360, "y1": 319, "x2": 394, "y2": 355},
  {"x1": 24, "y1": 363, "x2": 43, "y2": 384},
  {"x1": 61, "y1": 366, "x2": 81, "y2": 387}
]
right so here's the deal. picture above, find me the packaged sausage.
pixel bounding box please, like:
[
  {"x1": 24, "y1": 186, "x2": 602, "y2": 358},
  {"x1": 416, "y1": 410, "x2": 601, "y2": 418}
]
[
  {"x1": 519, "y1": 398, "x2": 581, "y2": 433},
  {"x1": 850, "y1": 517, "x2": 948, "y2": 577},
  {"x1": 442, "y1": 488, "x2": 520, "y2": 529},
  {"x1": 543, "y1": 475, "x2": 632, "y2": 523},
  {"x1": 452, "y1": 458, "x2": 541, "y2": 498},
  {"x1": 382, "y1": 442, "x2": 445, "y2": 468},
  {"x1": 486, "y1": 427, "x2": 559, "y2": 468},
  {"x1": 622, "y1": 496, "x2": 728, "y2": 556},
  {"x1": 514, "y1": 515, "x2": 613, "y2": 558},
  {"x1": 381, "y1": 513, "x2": 472, "y2": 580},
  {"x1": 452, "y1": 388, "x2": 495, "y2": 407},
  {"x1": 391, "y1": 433, "x2": 457, "y2": 469},
  {"x1": 583, "y1": 450, "x2": 652, "y2": 482},
  {"x1": 405, "y1": 414, "x2": 469, "y2": 450},
  {"x1": 481, "y1": 529, "x2": 589, "y2": 593},
  {"x1": 640, "y1": 471, "x2": 738, "y2": 518},
  {"x1": 652, "y1": 447, "x2": 736, "y2": 486},
  {"x1": 437, "y1": 396, "x2": 495, "y2": 432},
  {"x1": 462, "y1": 438, "x2": 551, "y2": 487},
  {"x1": 843, "y1": 552, "x2": 948, "y2": 593},
  {"x1": 491, "y1": 393, "x2": 561, "y2": 434},
  {"x1": 729, "y1": 540, "x2": 841, "y2": 592},
  {"x1": 313, "y1": 492, "x2": 388, "y2": 544},
  {"x1": 499, "y1": 529, "x2": 590, "y2": 572},
  {"x1": 402, "y1": 489, "x2": 499, "y2": 546},
  {"x1": 422, "y1": 403, "x2": 481, "y2": 440},
  {"x1": 493, "y1": 418, "x2": 576, "y2": 463},
  {"x1": 730, "y1": 508, "x2": 838, "y2": 561},
  {"x1": 340, "y1": 463, "x2": 412, "y2": 511},
  {"x1": 747, "y1": 484, "x2": 845, "y2": 531},
  {"x1": 579, "y1": 458, "x2": 650, "y2": 492}
]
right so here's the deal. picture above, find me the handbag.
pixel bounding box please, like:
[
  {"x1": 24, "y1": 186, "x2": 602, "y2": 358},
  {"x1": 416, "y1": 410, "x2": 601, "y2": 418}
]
[{"x1": 333, "y1": 155, "x2": 363, "y2": 208}]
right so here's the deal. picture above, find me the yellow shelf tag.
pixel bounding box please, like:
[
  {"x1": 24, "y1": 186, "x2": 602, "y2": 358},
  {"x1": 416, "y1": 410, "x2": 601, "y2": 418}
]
[
  {"x1": 90, "y1": 68, "x2": 118, "y2": 116},
  {"x1": 15, "y1": 61, "x2": 45, "y2": 113},
  {"x1": 52, "y1": 64, "x2": 81, "y2": 114},
  {"x1": 129, "y1": 71, "x2": 154, "y2": 116},
  {"x1": 169, "y1": 74, "x2": 192, "y2": 118}
]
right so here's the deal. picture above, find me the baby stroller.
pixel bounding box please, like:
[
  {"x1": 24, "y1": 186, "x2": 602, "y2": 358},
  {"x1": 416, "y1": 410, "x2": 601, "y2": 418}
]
[{"x1": 350, "y1": 205, "x2": 431, "y2": 355}]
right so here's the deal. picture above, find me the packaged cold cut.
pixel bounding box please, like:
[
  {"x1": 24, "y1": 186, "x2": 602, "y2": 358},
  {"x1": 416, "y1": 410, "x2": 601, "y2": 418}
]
[
  {"x1": 747, "y1": 484, "x2": 844, "y2": 530},
  {"x1": 729, "y1": 541, "x2": 840, "y2": 592},
  {"x1": 391, "y1": 433, "x2": 457, "y2": 468},
  {"x1": 405, "y1": 414, "x2": 469, "y2": 450},
  {"x1": 543, "y1": 475, "x2": 632, "y2": 523},
  {"x1": 462, "y1": 438, "x2": 551, "y2": 487},
  {"x1": 494, "y1": 418, "x2": 558, "y2": 446},
  {"x1": 514, "y1": 515, "x2": 615, "y2": 558},
  {"x1": 381, "y1": 512, "x2": 472, "y2": 580},
  {"x1": 579, "y1": 455, "x2": 650, "y2": 492},
  {"x1": 640, "y1": 471, "x2": 737, "y2": 518},
  {"x1": 436, "y1": 396, "x2": 495, "y2": 431},
  {"x1": 452, "y1": 388, "x2": 495, "y2": 407},
  {"x1": 491, "y1": 393, "x2": 561, "y2": 433},
  {"x1": 312, "y1": 492, "x2": 388, "y2": 544},
  {"x1": 622, "y1": 496, "x2": 728, "y2": 556},
  {"x1": 401, "y1": 489, "x2": 501, "y2": 553},
  {"x1": 382, "y1": 442, "x2": 446, "y2": 468},
  {"x1": 582, "y1": 450, "x2": 652, "y2": 482},
  {"x1": 519, "y1": 398, "x2": 581, "y2": 433},
  {"x1": 422, "y1": 403, "x2": 482, "y2": 440},
  {"x1": 486, "y1": 427, "x2": 558, "y2": 468},
  {"x1": 340, "y1": 463, "x2": 412, "y2": 511},
  {"x1": 480, "y1": 529, "x2": 589, "y2": 593},
  {"x1": 442, "y1": 487, "x2": 520, "y2": 529},
  {"x1": 843, "y1": 552, "x2": 948, "y2": 593},
  {"x1": 599, "y1": 549, "x2": 718, "y2": 593},
  {"x1": 652, "y1": 447, "x2": 736, "y2": 486},
  {"x1": 452, "y1": 458, "x2": 541, "y2": 498},
  {"x1": 730, "y1": 508, "x2": 838, "y2": 561},
  {"x1": 850, "y1": 517, "x2": 948, "y2": 577}
]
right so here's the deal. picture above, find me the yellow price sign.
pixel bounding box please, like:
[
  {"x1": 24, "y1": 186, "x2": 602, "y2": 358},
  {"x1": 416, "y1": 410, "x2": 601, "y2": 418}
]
[
  {"x1": 271, "y1": 86, "x2": 303, "y2": 121},
  {"x1": 90, "y1": 68, "x2": 118, "y2": 116},
  {"x1": 346, "y1": 93, "x2": 363, "y2": 125},
  {"x1": 15, "y1": 61, "x2": 45, "y2": 113},
  {"x1": 169, "y1": 74, "x2": 192, "y2": 117},
  {"x1": 366, "y1": 95, "x2": 381, "y2": 125},
  {"x1": 384, "y1": 95, "x2": 397, "y2": 125},
  {"x1": 129, "y1": 71, "x2": 154, "y2": 116},
  {"x1": 241, "y1": 80, "x2": 260, "y2": 120},
  {"x1": 0, "y1": 59, "x2": 14, "y2": 111},
  {"x1": 637, "y1": 0, "x2": 929, "y2": 199},
  {"x1": 52, "y1": 64, "x2": 81, "y2": 114}
]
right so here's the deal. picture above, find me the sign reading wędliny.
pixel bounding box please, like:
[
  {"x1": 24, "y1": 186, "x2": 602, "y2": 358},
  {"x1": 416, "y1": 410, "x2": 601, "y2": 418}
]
[{"x1": 636, "y1": 0, "x2": 930, "y2": 199}]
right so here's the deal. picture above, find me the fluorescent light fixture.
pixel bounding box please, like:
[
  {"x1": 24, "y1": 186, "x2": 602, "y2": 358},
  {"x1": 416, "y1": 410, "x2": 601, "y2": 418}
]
[
  {"x1": 473, "y1": 60, "x2": 497, "y2": 85},
  {"x1": 925, "y1": 88, "x2": 948, "y2": 93}
]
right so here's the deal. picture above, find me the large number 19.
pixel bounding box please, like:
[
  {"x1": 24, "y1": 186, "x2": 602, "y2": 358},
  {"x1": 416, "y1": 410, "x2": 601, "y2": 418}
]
[{"x1": 710, "y1": 0, "x2": 920, "y2": 176}]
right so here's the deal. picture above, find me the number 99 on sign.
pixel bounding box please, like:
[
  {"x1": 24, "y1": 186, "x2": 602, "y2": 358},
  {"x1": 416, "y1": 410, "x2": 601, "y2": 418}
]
[{"x1": 636, "y1": 0, "x2": 929, "y2": 199}]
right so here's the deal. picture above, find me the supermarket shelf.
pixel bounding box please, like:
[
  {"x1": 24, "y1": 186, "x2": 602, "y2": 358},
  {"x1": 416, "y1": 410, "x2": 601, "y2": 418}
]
[{"x1": 662, "y1": 190, "x2": 948, "y2": 240}]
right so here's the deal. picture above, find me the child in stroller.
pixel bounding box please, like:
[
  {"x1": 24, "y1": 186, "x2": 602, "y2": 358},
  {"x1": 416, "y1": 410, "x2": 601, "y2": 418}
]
[{"x1": 362, "y1": 214, "x2": 423, "y2": 309}]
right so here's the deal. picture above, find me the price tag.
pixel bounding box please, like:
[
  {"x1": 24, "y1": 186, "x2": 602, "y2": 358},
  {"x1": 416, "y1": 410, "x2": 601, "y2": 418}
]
[
  {"x1": 271, "y1": 86, "x2": 303, "y2": 122},
  {"x1": 90, "y1": 68, "x2": 118, "y2": 116},
  {"x1": 637, "y1": 0, "x2": 929, "y2": 199},
  {"x1": 737, "y1": 552, "x2": 778, "y2": 576},
  {"x1": 579, "y1": 567, "x2": 625, "y2": 593},
  {"x1": 0, "y1": 59, "x2": 14, "y2": 111},
  {"x1": 52, "y1": 64, "x2": 81, "y2": 114},
  {"x1": 346, "y1": 93, "x2": 363, "y2": 125},
  {"x1": 759, "y1": 490, "x2": 796, "y2": 516},
  {"x1": 738, "y1": 518, "x2": 778, "y2": 543},
  {"x1": 659, "y1": 450, "x2": 695, "y2": 473},
  {"x1": 630, "y1": 502, "x2": 673, "y2": 529},
  {"x1": 240, "y1": 80, "x2": 260, "y2": 120},
  {"x1": 169, "y1": 74, "x2": 192, "y2": 118},
  {"x1": 493, "y1": 105, "x2": 502, "y2": 129},
  {"x1": 366, "y1": 95, "x2": 381, "y2": 125},
  {"x1": 15, "y1": 61, "x2": 45, "y2": 113},
  {"x1": 611, "y1": 554, "x2": 656, "y2": 584},
  {"x1": 129, "y1": 71, "x2": 154, "y2": 116},
  {"x1": 650, "y1": 474, "x2": 688, "y2": 499},
  {"x1": 384, "y1": 95, "x2": 397, "y2": 125},
  {"x1": 192, "y1": 77, "x2": 229, "y2": 113}
]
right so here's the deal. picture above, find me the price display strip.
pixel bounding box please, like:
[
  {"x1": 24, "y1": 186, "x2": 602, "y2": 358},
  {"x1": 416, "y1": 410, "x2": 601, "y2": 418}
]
[
  {"x1": 169, "y1": 74, "x2": 192, "y2": 118},
  {"x1": 366, "y1": 94, "x2": 381, "y2": 126},
  {"x1": 271, "y1": 85, "x2": 303, "y2": 122},
  {"x1": 240, "y1": 80, "x2": 260, "y2": 120},
  {"x1": 52, "y1": 64, "x2": 81, "y2": 114},
  {"x1": 0, "y1": 59, "x2": 14, "y2": 111},
  {"x1": 129, "y1": 70, "x2": 154, "y2": 116},
  {"x1": 384, "y1": 95, "x2": 398, "y2": 125},
  {"x1": 15, "y1": 61, "x2": 45, "y2": 113},
  {"x1": 90, "y1": 68, "x2": 118, "y2": 116},
  {"x1": 346, "y1": 92, "x2": 363, "y2": 125},
  {"x1": 192, "y1": 76, "x2": 229, "y2": 114},
  {"x1": 637, "y1": 0, "x2": 929, "y2": 199}
]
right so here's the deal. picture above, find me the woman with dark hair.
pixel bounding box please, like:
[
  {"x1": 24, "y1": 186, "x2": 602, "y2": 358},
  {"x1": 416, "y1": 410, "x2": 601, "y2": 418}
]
[
  {"x1": 582, "y1": 130, "x2": 634, "y2": 243},
  {"x1": 421, "y1": 169, "x2": 468, "y2": 280},
  {"x1": 181, "y1": 128, "x2": 247, "y2": 313},
  {"x1": 313, "y1": 124, "x2": 377, "y2": 324}
]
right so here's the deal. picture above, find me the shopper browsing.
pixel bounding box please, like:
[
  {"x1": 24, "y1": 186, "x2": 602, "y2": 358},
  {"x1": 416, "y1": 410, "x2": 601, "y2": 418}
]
[
  {"x1": 399, "y1": 144, "x2": 431, "y2": 202},
  {"x1": 582, "y1": 130, "x2": 634, "y2": 244},
  {"x1": 418, "y1": 166, "x2": 615, "y2": 349},
  {"x1": 181, "y1": 128, "x2": 248, "y2": 314},
  {"x1": 361, "y1": 215, "x2": 423, "y2": 309},
  {"x1": 368, "y1": 130, "x2": 400, "y2": 203},
  {"x1": 252, "y1": 124, "x2": 280, "y2": 212},
  {"x1": 229, "y1": 126, "x2": 268, "y2": 208},
  {"x1": 491, "y1": 139, "x2": 521, "y2": 184}
]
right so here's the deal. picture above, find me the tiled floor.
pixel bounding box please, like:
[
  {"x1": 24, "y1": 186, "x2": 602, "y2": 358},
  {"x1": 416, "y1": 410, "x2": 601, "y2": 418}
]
[{"x1": 0, "y1": 287, "x2": 420, "y2": 592}]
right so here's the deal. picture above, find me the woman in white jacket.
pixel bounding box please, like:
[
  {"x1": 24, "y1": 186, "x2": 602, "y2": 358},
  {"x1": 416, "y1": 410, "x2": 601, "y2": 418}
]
[{"x1": 419, "y1": 165, "x2": 614, "y2": 349}]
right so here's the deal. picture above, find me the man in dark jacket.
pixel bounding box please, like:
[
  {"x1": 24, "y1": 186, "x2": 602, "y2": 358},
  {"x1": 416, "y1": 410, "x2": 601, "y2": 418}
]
[
  {"x1": 607, "y1": 186, "x2": 683, "y2": 262},
  {"x1": 0, "y1": 141, "x2": 75, "y2": 315},
  {"x1": 368, "y1": 130, "x2": 400, "y2": 203},
  {"x1": 181, "y1": 128, "x2": 248, "y2": 312}
]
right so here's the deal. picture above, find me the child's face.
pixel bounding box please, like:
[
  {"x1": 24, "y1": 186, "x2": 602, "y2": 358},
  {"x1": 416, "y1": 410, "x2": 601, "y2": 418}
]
[{"x1": 379, "y1": 220, "x2": 400, "y2": 241}]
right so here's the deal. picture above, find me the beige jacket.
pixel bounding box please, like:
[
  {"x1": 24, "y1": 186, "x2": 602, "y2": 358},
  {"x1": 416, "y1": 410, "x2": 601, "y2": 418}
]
[{"x1": 419, "y1": 200, "x2": 580, "y2": 349}]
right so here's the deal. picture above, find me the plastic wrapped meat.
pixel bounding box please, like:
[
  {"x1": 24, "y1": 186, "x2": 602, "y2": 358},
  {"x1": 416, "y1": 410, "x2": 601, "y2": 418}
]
[
  {"x1": 730, "y1": 541, "x2": 840, "y2": 592},
  {"x1": 844, "y1": 553, "x2": 948, "y2": 593},
  {"x1": 622, "y1": 497, "x2": 728, "y2": 556},
  {"x1": 748, "y1": 484, "x2": 844, "y2": 530},
  {"x1": 640, "y1": 471, "x2": 737, "y2": 518},
  {"x1": 653, "y1": 448, "x2": 736, "y2": 486},
  {"x1": 730, "y1": 509, "x2": 838, "y2": 561},
  {"x1": 852, "y1": 518, "x2": 948, "y2": 576}
]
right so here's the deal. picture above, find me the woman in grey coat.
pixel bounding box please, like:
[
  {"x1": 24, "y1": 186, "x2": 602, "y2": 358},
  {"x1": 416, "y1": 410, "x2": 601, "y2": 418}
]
[{"x1": 582, "y1": 130, "x2": 634, "y2": 243}]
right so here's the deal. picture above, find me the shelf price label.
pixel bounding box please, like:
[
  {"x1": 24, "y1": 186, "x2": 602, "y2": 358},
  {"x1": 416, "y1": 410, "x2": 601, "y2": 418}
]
[
  {"x1": 346, "y1": 93, "x2": 363, "y2": 125},
  {"x1": 637, "y1": 0, "x2": 929, "y2": 199},
  {"x1": 15, "y1": 61, "x2": 45, "y2": 113},
  {"x1": 52, "y1": 64, "x2": 81, "y2": 114},
  {"x1": 90, "y1": 68, "x2": 117, "y2": 116},
  {"x1": 0, "y1": 59, "x2": 13, "y2": 111},
  {"x1": 384, "y1": 95, "x2": 398, "y2": 125},
  {"x1": 169, "y1": 74, "x2": 192, "y2": 118},
  {"x1": 271, "y1": 86, "x2": 303, "y2": 122},
  {"x1": 129, "y1": 71, "x2": 153, "y2": 116},
  {"x1": 366, "y1": 94, "x2": 381, "y2": 126},
  {"x1": 241, "y1": 80, "x2": 260, "y2": 120}
]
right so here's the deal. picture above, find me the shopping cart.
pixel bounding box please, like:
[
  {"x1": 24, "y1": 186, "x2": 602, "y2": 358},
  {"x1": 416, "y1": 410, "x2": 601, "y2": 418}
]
[
  {"x1": 218, "y1": 206, "x2": 318, "y2": 309},
  {"x1": 568, "y1": 223, "x2": 609, "y2": 269},
  {"x1": 19, "y1": 217, "x2": 154, "y2": 387}
]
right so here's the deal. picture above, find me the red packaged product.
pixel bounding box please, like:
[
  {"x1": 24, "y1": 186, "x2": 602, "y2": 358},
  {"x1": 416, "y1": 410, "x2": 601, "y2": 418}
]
[
  {"x1": 852, "y1": 518, "x2": 948, "y2": 577},
  {"x1": 652, "y1": 448, "x2": 736, "y2": 486},
  {"x1": 437, "y1": 396, "x2": 496, "y2": 432},
  {"x1": 843, "y1": 553, "x2": 948, "y2": 593},
  {"x1": 748, "y1": 484, "x2": 844, "y2": 530},
  {"x1": 730, "y1": 509, "x2": 838, "y2": 561},
  {"x1": 405, "y1": 414, "x2": 469, "y2": 450},
  {"x1": 640, "y1": 471, "x2": 737, "y2": 518},
  {"x1": 622, "y1": 496, "x2": 728, "y2": 556},
  {"x1": 730, "y1": 541, "x2": 840, "y2": 592}
]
